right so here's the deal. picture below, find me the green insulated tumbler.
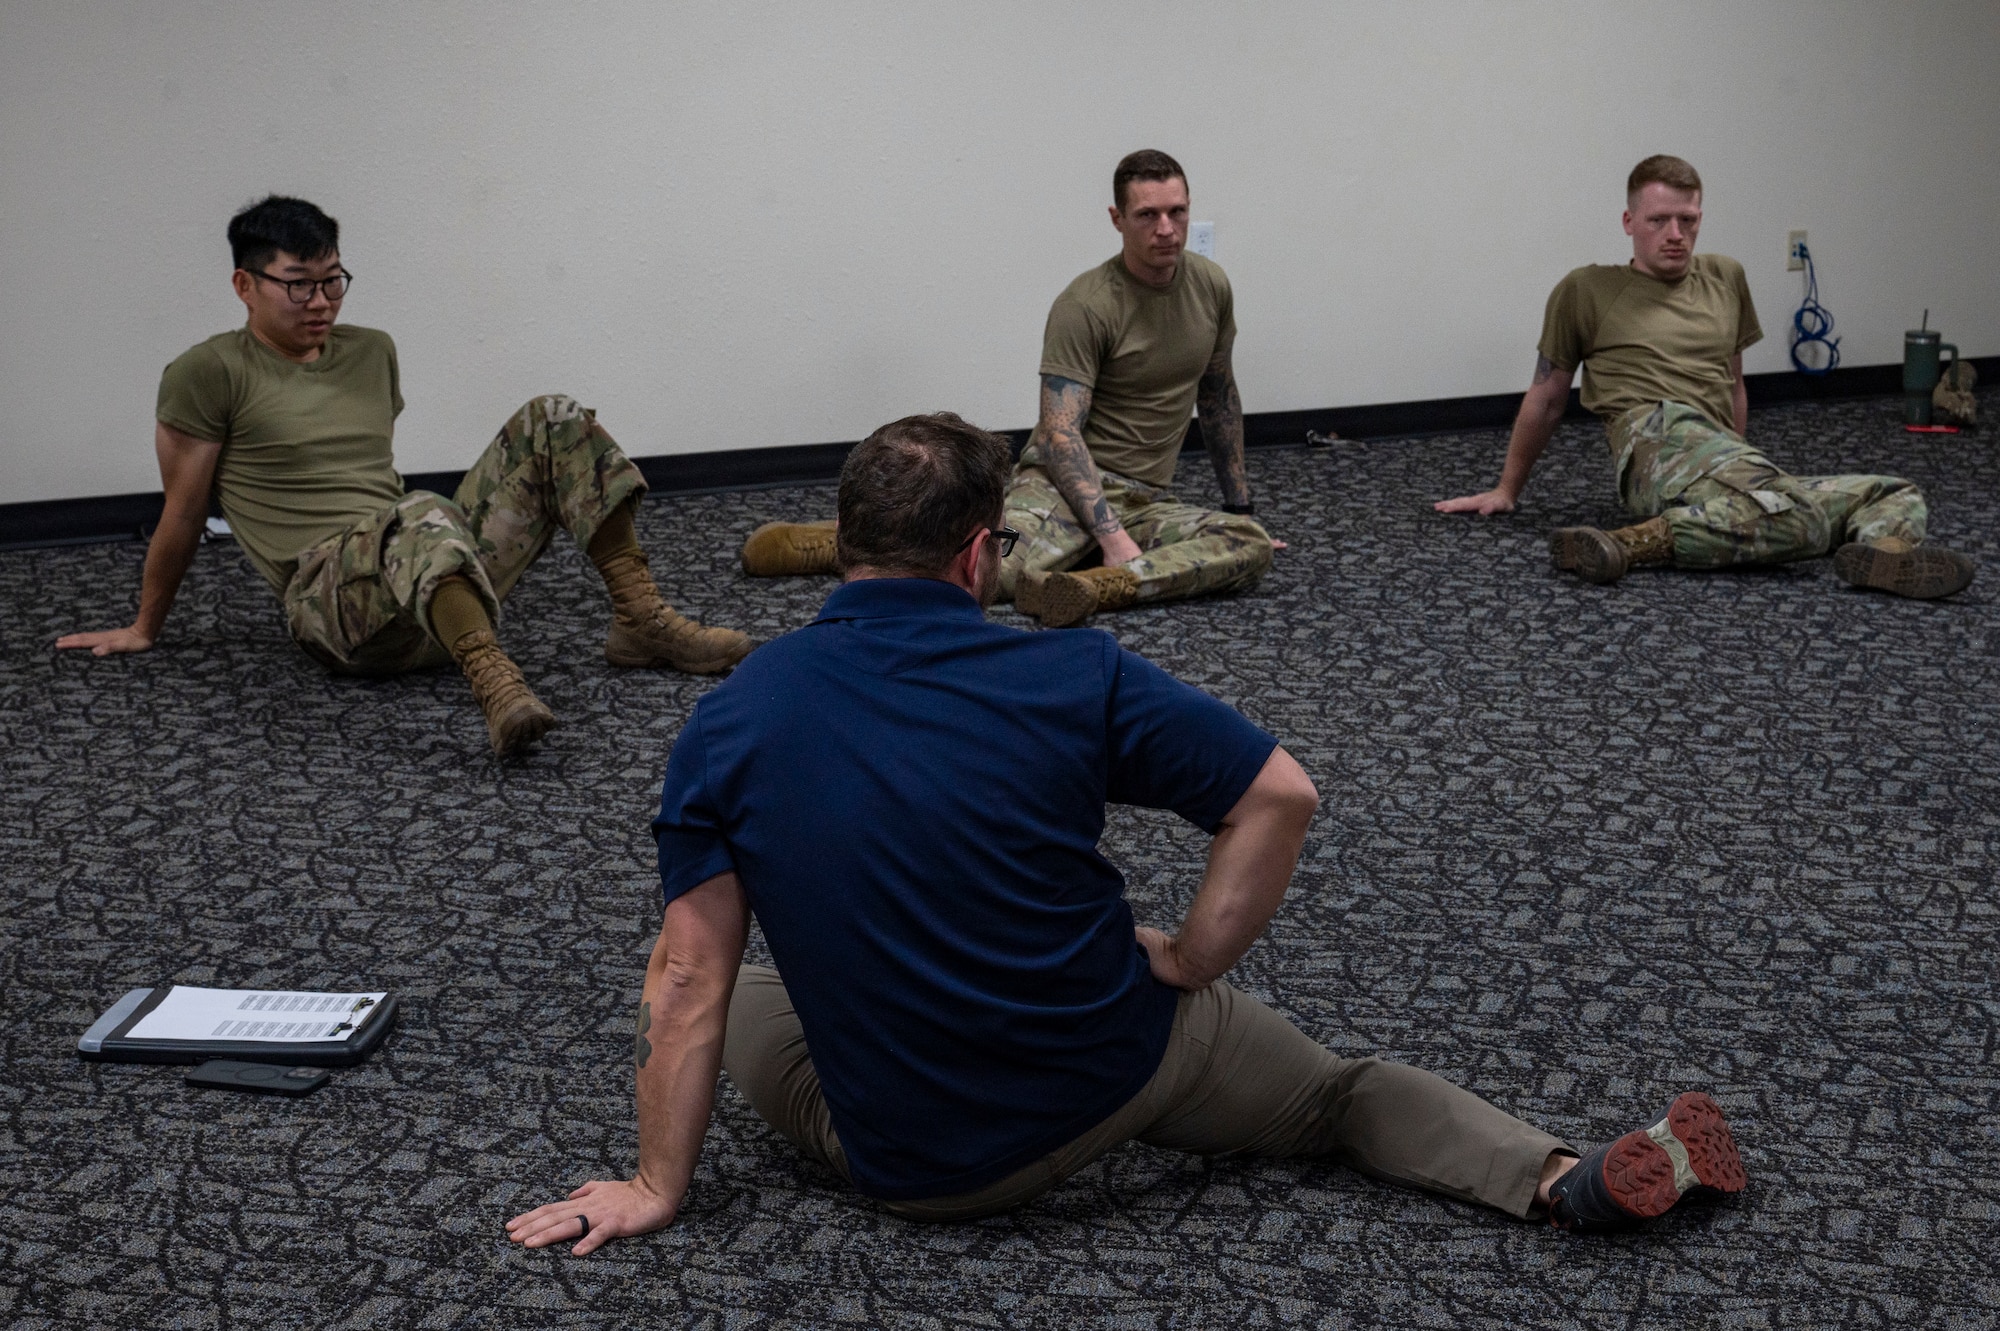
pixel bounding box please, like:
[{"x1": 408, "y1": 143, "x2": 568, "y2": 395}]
[{"x1": 1904, "y1": 329, "x2": 1958, "y2": 426}]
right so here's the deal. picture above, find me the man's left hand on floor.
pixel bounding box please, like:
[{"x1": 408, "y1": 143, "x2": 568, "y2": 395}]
[{"x1": 505, "y1": 1176, "x2": 678, "y2": 1256}]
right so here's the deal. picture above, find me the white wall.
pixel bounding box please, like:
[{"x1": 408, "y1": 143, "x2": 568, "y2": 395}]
[{"x1": 4, "y1": 1, "x2": 1997, "y2": 503}]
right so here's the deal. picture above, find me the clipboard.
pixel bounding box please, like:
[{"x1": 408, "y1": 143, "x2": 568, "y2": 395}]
[{"x1": 77, "y1": 986, "x2": 399, "y2": 1067}]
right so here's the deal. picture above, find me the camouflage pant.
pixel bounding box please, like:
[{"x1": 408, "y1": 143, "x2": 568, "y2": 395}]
[
  {"x1": 282, "y1": 395, "x2": 647, "y2": 675},
  {"x1": 1613, "y1": 402, "x2": 1927, "y2": 569},
  {"x1": 997, "y1": 448, "x2": 1273, "y2": 604}
]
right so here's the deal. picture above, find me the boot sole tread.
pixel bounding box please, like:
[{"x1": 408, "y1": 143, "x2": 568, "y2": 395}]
[
  {"x1": 1037, "y1": 574, "x2": 1098, "y2": 628},
  {"x1": 1833, "y1": 543, "x2": 1975, "y2": 599},
  {"x1": 1549, "y1": 528, "x2": 1628, "y2": 584}
]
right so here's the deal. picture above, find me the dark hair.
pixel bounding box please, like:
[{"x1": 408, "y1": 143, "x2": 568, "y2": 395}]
[
  {"x1": 227, "y1": 195, "x2": 340, "y2": 271},
  {"x1": 836, "y1": 413, "x2": 1014, "y2": 575},
  {"x1": 1627, "y1": 155, "x2": 1701, "y2": 200},
  {"x1": 1113, "y1": 149, "x2": 1187, "y2": 211}
]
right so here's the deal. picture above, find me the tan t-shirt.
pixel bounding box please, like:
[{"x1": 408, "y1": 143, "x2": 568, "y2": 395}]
[
  {"x1": 1537, "y1": 254, "x2": 1762, "y2": 435},
  {"x1": 156, "y1": 325, "x2": 405, "y2": 592},
  {"x1": 1039, "y1": 252, "x2": 1236, "y2": 488}
]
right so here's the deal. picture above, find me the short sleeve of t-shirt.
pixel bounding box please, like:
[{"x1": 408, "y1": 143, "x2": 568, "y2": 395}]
[
  {"x1": 387, "y1": 339, "x2": 405, "y2": 418},
  {"x1": 1040, "y1": 291, "x2": 1105, "y2": 389},
  {"x1": 1102, "y1": 642, "x2": 1278, "y2": 832},
  {"x1": 652, "y1": 710, "x2": 739, "y2": 905},
  {"x1": 1728, "y1": 261, "x2": 1764, "y2": 353},
  {"x1": 157, "y1": 342, "x2": 236, "y2": 443},
  {"x1": 1211, "y1": 270, "x2": 1238, "y2": 366},
  {"x1": 1536, "y1": 270, "x2": 1593, "y2": 372}
]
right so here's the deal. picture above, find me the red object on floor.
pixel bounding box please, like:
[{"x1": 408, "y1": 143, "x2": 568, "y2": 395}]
[{"x1": 1905, "y1": 424, "x2": 1960, "y2": 433}]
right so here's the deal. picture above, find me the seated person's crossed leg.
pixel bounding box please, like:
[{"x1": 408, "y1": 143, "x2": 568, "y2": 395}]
[
  {"x1": 999, "y1": 379, "x2": 1272, "y2": 628},
  {"x1": 56, "y1": 195, "x2": 753, "y2": 757},
  {"x1": 741, "y1": 149, "x2": 1278, "y2": 627},
  {"x1": 1566, "y1": 400, "x2": 1952, "y2": 596},
  {"x1": 507, "y1": 411, "x2": 1745, "y2": 1256},
  {"x1": 289, "y1": 395, "x2": 753, "y2": 750}
]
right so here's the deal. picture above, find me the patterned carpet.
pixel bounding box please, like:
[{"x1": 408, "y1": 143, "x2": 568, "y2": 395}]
[{"x1": 2, "y1": 393, "x2": 1995, "y2": 1330}]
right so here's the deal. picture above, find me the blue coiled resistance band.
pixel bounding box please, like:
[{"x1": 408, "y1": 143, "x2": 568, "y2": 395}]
[{"x1": 1789, "y1": 243, "x2": 1840, "y2": 375}]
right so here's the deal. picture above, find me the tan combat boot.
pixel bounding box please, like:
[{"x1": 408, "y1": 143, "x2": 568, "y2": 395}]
[
  {"x1": 1038, "y1": 566, "x2": 1141, "y2": 628},
  {"x1": 1012, "y1": 568, "x2": 1050, "y2": 617},
  {"x1": 598, "y1": 550, "x2": 757, "y2": 673},
  {"x1": 1933, "y1": 361, "x2": 1978, "y2": 427},
  {"x1": 741, "y1": 520, "x2": 838, "y2": 577},
  {"x1": 452, "y1": 628, "x2": 557, "y2": 757},
  {"x1": 1833, "y1": 537, "x2": 1976, "y2": 600},
  {"x1": 1550, "y1": 516, "x2": 1674, "y2": 585}
]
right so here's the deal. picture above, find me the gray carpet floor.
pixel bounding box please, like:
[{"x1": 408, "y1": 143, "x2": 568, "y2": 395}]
[{"x1": 2, "y1": 393, "x2": 1996, "y2": 1329}]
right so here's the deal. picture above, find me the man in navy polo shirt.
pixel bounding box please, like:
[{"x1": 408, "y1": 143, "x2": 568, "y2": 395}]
[{"x1": 507, "y1": 413, "x2": 1747, "y2": 1252}]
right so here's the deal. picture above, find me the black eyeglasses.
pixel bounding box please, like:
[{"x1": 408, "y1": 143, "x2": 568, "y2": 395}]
[
  {"x1": 249, "y1": 268, "x2": 353, "y2": 304},
  {"x1": 954, "y1": 526, "x2": 1019, "y2": 558}
]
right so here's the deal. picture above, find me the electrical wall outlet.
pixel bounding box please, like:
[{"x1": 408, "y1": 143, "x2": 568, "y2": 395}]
[
  {"x1": 1188, "y1": 221, "x2": 1215, "y2": 259},
  {"x1": 1787, "y1": 230, "x2": 1808, "y2": 271}
]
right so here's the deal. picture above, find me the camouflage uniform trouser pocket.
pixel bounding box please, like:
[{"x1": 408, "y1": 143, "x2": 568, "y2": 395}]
[
  {"x1": 283, "y1": 493, "x2": 491, "y2": 676},
  {"x1": 1663, "y1": 461, "x2": 1830, "y2": 569},
  {"x1": 998, "y1": 451, "x2": 1272, "y2": 604}
]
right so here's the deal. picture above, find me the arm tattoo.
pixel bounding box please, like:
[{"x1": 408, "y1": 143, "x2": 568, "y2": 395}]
[
  {"x1": 1532, "y1": 354, "x2": 1559, "y2": 384},
  {"x1": 1034, "y1": 375, "x2": 1120, "y2": 538},
  {"x1": 634, "y1": 999, "x2": 652, "y2": 1069},
  {"x1": 1196, "y1": 353, "x2": 1249, "y2": 508}
]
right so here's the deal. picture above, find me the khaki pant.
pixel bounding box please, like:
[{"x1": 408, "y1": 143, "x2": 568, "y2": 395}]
[
  {"x1": 1613, "y1": 402, "x2": 1927, "y2": 569},
  {"x1": 997, "y1": 448, "x2": 1273, "y2": 605},
  {"x1": 281, "y1": 395, "x2": 646, "y2": 675},
  {"x1": 723, "y1": 964, "x2": 1568, "y2": 1221}
]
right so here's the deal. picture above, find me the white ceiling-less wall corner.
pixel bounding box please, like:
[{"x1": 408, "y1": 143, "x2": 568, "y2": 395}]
[{"x1": 3, "y1": 1, "x2": 1996, "y2": 502}]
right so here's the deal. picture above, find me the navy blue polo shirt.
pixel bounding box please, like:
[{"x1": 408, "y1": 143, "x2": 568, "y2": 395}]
[{"x1": 652, "y1": 578, "x2": 1277, "y2": 1200}]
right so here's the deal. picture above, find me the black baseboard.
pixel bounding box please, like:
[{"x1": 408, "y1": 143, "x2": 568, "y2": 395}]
[
  {"x1": 1245, "y1": 356, "x2": 1993, "y2": 448},
  {"x1": 6, "y1": 357, "x2": 1987, "y2": 550},
  {"x1": 1, "y1": 492, "x2": 173, "y2": 552}
]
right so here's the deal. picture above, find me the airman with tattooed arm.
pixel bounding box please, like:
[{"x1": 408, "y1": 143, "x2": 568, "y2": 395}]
[
  {"x1": 1435, "y1": 155, "x2": 1972, "y2": 599},
  {"x1": 1033, "y1": 338, "x2": 1258, "y2": 574},
  {"x1": 999, "y1": 149, "x2": 1277, "y2": 628},
  {"x1": 738, "y1": 150, "x2": 1280, "y2": 624}
]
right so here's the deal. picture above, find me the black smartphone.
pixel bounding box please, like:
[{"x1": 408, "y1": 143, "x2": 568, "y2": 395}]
[{"x1": 185, "y1": 1060, "x2": 330, "y2": 1096}]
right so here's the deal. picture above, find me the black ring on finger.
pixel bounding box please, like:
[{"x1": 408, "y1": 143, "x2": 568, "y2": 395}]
[{"x1": 574, "y1": 1214, "x2": 590, "y2": 1240}]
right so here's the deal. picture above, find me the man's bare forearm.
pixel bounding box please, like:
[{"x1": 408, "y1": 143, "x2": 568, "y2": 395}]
[
  {"x1": 632, "y1": 875, "x2": 748, "y2": 1210},
  {"x1": 1494, "y1": 356, "x2": 1570, "y2": 502},
  {"x1": 1035, "y1": 375, "x2": 1122, "y2": 539},
  {"x1": 133, "y1": 512, "x2": 204, "y2": 640},
  {"x1": 132, "y1": 424, "x2": 223, "y2": 642},
  {"x1": 1196, "y1": 365, "x2": 1249, "y2": 509},
  {"x1": 1168, "y1": 748, "x2": 1318, "y2": 989}
]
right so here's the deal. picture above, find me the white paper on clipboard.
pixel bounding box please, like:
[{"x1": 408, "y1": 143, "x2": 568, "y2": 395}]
[{"x1": 124, "y1": 987, "x2": 388, "y2": 1043}]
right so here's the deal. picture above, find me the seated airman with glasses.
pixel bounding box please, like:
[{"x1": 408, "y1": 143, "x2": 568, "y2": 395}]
[{"x1": 57, "y1": 194, "x2": 755, "y2": 756}]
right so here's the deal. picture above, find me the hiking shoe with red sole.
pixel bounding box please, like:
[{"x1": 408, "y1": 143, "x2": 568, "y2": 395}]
[{"x1": 1547, "y1": 1091, "x2": 1747, "y2": 1231}]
